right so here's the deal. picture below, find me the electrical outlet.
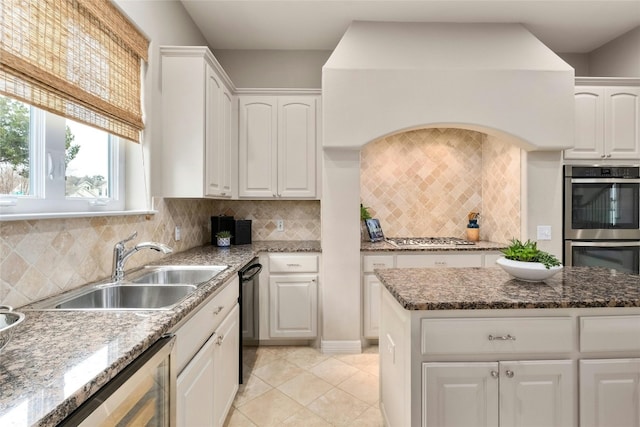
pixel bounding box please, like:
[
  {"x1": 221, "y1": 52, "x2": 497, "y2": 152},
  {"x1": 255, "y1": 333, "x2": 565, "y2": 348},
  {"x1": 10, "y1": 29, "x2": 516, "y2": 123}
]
[
  {"x1": 537, "y1": 225, "x2": 551, "y2": 240},
  {"x1": 276, "y1": 220, "x2": 284, "y2": 232},
  {"x1": 175, "y1": 226, "x2": 181, "y2": 241}
]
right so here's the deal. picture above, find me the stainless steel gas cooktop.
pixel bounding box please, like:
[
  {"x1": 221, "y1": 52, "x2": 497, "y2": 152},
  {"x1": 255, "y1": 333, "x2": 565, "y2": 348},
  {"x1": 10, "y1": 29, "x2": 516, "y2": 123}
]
[{"x1": 386, "y1": 237, "x2": 476, "y2": 248}]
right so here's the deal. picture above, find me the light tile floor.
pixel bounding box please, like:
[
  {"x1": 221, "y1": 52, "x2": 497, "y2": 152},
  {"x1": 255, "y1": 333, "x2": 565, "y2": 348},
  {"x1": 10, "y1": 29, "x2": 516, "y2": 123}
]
[{"x1": 224, "y1": 345, "x2": 383, "y2": 427}]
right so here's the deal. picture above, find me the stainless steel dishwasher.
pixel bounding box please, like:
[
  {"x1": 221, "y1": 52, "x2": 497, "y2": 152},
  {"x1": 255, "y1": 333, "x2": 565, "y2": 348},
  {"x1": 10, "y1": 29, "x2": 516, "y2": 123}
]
[
  {"x1": 60, "y1": 335, "x2": 176, "y2": 426},
  {"x1": 238, "y1": 258, "x2": 262, "y2": 384}
]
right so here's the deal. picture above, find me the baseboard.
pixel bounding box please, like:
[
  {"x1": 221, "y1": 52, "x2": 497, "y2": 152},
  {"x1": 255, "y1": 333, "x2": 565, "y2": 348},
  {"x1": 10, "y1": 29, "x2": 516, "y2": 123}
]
[{"x1": 320, "y1": 339, "x2": 362, "y2": 354}]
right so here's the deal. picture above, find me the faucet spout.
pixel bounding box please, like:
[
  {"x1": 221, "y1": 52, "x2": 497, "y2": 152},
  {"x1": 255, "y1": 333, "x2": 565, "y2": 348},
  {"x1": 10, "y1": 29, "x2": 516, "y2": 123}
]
[{"x1": 112, "y1": 233, "x2": 173, "y2": 282}]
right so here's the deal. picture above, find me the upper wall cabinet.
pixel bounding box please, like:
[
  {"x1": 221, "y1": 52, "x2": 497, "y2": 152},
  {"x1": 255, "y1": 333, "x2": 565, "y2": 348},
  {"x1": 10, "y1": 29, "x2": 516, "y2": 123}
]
[
  {"x1": 239, "y1": 95, "x2": 319, "y2": 199},
  {"x1": 565, "y1": 85, "x2": 640, "y2": 160},
  {"x1": 160, "y1": 47, "x2": 235, "y2": 198}
]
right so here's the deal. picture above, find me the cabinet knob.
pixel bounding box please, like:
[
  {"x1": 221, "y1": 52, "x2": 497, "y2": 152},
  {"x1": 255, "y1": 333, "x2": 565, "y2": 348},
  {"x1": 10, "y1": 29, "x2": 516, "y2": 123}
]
[
  {"x1": 600, "y1": 154, "x2": 606, "y2": 158},
  {"x1": 606, "y1": 154, "x2": 612, "y2": 158},
  {"x1": 213, "y1": 306, "x2": 224, "y2": 315},
  {"x1": 216, "y1": 334, "x2": 224, "y2": 345},
  {"x1": 488, "y1": 334, "x2": 516, "y2": 341},
  {"x1": 490, "y1": 370, "x2": 499, "y2": 379},
  {"x1": 505, "y1": 370, "x2": 515, "y2": 378}
]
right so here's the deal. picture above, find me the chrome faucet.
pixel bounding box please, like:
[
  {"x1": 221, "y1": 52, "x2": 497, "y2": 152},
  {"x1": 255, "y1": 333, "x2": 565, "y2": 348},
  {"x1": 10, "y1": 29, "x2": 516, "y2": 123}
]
[{"x1": 112, "y1": 231, "x2": 173, "y2": 281}]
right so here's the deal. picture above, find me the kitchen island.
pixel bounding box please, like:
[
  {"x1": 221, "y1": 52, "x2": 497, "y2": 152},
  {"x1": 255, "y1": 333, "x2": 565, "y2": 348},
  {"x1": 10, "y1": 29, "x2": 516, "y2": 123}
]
[
  {"x1": 0, "y1": 241, "x2": 320, "y2": 427},
  {"x1": 375, "y1": 266, "x2": 640, "y2": 427}
]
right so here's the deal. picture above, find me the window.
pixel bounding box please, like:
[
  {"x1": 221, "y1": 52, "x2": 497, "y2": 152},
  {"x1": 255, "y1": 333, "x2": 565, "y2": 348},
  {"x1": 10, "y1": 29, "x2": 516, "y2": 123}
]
[{"x1": 0, "y1": 94, "x2": 124, "y2": 214}]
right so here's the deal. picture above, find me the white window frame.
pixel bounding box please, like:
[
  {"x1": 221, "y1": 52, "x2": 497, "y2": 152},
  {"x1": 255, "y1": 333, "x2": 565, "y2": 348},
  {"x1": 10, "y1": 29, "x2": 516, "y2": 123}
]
[{"x1": 0, "y1": 103, "x2": 125, "y2": 215}]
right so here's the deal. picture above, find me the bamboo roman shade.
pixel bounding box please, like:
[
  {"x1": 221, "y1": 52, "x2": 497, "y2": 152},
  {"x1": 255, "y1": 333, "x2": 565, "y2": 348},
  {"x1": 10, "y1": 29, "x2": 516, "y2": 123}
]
[{"x1": 0, "y1": 0, "x2": 149, "y2": 142}]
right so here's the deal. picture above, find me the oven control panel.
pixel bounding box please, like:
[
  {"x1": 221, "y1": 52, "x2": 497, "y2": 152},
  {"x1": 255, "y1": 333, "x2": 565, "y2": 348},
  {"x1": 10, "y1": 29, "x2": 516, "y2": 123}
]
[{"x1": 565, "y1": 166, "x2": 640, "y2": 179}]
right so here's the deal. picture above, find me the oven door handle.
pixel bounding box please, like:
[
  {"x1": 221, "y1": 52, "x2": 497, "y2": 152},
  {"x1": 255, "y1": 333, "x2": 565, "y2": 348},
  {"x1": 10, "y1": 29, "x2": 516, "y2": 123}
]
[
  {"x1": 570, "y1": 178, "x2": 640, "y2": 184},
  {"x1": 568, "y1": 241, "x2": 640, "y2": 248}
]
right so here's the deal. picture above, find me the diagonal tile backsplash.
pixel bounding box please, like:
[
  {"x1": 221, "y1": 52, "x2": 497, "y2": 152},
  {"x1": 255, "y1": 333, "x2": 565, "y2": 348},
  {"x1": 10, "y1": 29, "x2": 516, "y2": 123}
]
[
  {"x1": 0, "y1": 198, "x2": 320, "y2": 307},
  {"x1": 360, "y1": 128, "x2": 520, "y2": 241}
]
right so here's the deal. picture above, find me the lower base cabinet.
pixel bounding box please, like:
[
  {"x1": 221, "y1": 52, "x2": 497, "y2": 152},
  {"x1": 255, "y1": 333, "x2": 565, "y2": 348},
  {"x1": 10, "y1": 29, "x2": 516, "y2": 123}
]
[
  {"x1": 423, "y1": 360, "x2": 575, "y2": 427},
  {"x1": 176, "y1": 304, "x2": 239, "y2": 427},
  {"x1": 579, "y1": 358, "x2": 640, "y2": 427}
]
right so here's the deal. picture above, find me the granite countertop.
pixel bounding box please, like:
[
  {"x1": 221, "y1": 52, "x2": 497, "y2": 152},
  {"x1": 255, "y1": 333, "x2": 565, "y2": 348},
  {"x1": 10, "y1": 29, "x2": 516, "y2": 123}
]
[
  {"x1": 376, "y1": 266, "x2": 640, "y2": 311},
  {"x1": 0, "y1": 240, "x2": 320, "y2": 427},
  {"x1": 361, "y1": 239, "x2": 508, "y2": 252}
]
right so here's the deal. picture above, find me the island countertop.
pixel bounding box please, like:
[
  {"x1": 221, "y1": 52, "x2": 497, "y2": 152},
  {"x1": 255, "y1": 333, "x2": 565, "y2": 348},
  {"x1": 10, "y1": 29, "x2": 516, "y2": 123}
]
[{"x1": 375, "y1": 266, "x2": 640, "y2": 311}]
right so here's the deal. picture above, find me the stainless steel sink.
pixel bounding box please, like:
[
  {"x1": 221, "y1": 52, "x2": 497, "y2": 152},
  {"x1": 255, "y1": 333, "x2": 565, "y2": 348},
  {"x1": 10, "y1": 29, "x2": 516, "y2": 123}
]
[
  {"x1": 30, "y1": 284, "x2": 197, "y2": 310},
  {"x1": 0, "y1": 309, "x2": 25, "y2": 352},
  {"x1": 131, "y1": 265, "x2": 228, "y2": 285}
]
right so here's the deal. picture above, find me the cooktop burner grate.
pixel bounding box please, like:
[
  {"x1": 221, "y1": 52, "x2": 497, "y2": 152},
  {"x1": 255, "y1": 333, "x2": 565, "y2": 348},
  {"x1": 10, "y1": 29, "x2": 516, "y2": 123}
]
[{"x1": 386, "y1": 237, "x2": 476, "y2": 247}]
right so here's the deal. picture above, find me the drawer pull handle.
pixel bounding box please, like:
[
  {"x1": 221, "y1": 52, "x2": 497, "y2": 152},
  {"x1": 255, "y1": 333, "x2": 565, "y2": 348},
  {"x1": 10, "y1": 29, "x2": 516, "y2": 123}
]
[
  {"x1": 286, "y1": 263, "x2": 301, "y2": 267},
  {"x1": 488, "y1": 334, "x2": 516, "y2": 341},
  {"x1": 213, "y1": 306, "x2": 224, "y2": 315},
  {"x1": 373, "y1": 263, "x2": 387, "y2": 267},
  {"x1": 490, "y1": 370, "x2": 499, "y2": 379},
  {"x1": 216, "y1": 334, "x2": 224, "y2": 345},
  {"x1": 505, "y1": 370, "x2": 515, "y2": 378}
]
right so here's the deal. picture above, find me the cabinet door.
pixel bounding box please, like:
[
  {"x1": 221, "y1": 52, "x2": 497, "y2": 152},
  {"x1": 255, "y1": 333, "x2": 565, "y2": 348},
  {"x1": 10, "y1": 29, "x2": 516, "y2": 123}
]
[
  {"x1": 605, "y1": 87, "x2": 640, "y2": 159},
  {"x1": 580, "y1": 358, "x2": 640, "y2": 427},
  {"x1": 213, "y1": 305, "x2": 240, "y2": 427},
  {"x1": 205, "y1": 66, "x2": 224, "y2": 197},
  {"x1": 220, "y1": 88, "x2": 233, "y2": 196},
  {"x1": 363, "y1": 274, "x2": 381, "y2": 339},
  {"x1": 238, "y1": 96, "x2": 278, "y2": 198},
  {"x1": 277, "y1": 96, "x2": 317, "y2": 198},
  {"x1": 269, "y1": 274, "x2": 318, "y2": 338},
  {"x1": 565, "y1": 87, "x2": 605, "y2": 160},
  {"x1": 422, "y1": 362, "x2": 499, "y2": 427},
  {"x1": 500, "y1": 360, "x2": 576, "y2": 427},
  {"x1": 176, "y1": 336, "x2": 215, "y2": 427}
]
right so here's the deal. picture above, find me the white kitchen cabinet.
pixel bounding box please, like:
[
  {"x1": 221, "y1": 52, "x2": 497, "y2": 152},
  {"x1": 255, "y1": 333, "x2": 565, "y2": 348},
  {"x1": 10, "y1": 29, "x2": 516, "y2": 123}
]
[
  {"x1": 268, "y1": 253, "x2": 319, "y2": 338},
  {"x1": 160, "y1": 46, "x2": 235, "y2": 198},
  {"x1": 362, "y1": 255, "x2": 394, "y2": 339},
  {"x1": 579, "y1": 358, "x2": 640, "y2": 427},
  {"x1": 176, "y1": 335, "x2": 215, "y2": 426},
  {"x1": 565, "y1": 85, "x2": 640, "y2": 160},
  {"x1": 238, "y1": 95, "x2": 318, "y2": 199},
  {"x1": 213, "y1": 305, "x2": 240, "y2": 427},
  {"x1": 423, "y1": 360, "x2": 574, "y2": 427},
  {"x1": 174, "y1": 276, "x2": 239, "y2": 427}
]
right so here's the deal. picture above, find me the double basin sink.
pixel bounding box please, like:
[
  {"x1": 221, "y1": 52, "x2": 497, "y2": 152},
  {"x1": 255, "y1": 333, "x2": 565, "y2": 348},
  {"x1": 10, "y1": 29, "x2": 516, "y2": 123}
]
[{"x1": 30, "y1": 265, "x2": 228, "y2": 311}]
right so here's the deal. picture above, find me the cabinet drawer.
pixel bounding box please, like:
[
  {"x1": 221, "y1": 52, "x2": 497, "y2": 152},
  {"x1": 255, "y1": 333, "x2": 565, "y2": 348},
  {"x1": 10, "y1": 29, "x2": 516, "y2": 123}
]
[
  {"x1": 270, "y1": 255, "x2": 318, "y2": 273},
  {"x1": 421, "y1": 317, "x2": 573, "y2": 355},
  {"x1": 397, "y1": 253, "x2": 482, "y2": 268},
  {"x1": 580, "y1": 315, "x2": 640, "y2": 353},
  {"x1": 363, "y1": 255, "x2": 394, "y2": 273},
  {"x1": 175, "y1": 276, "x2": 239, "y2": 372}
]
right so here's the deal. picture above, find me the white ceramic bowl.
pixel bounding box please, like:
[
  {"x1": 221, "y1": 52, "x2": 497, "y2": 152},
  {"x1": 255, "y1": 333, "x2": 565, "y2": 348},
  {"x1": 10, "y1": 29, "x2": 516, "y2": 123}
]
[{"x1": 496, "y1": 257, "x2": 563, "y2": 282}]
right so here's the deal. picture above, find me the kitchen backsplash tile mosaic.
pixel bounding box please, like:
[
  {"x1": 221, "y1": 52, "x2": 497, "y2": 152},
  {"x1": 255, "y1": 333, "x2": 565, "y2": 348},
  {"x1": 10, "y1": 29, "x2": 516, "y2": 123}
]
[
  {"x1": 0, "y1": 198, "x2": 320, "y2": 307},
  {"x1": 360, "y1": 128, "x2": 520, "y2": 242},
  {"x1": 481, "y1": 135, "x2": 521, "y2": 244}
]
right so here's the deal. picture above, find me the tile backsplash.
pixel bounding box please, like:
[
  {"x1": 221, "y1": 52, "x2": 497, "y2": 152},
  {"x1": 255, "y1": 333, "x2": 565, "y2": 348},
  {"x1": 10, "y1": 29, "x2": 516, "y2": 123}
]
[
  {"x1": 0, "y1": 198, "x2": 320, "y2": 307},
  {"x1": 360, "y1": 128, "x2": 520, "y2": 241}
]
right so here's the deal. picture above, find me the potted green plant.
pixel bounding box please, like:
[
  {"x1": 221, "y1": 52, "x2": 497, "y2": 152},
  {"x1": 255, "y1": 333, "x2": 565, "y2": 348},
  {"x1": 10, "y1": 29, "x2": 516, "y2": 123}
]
[
  {"x1": 360, "y1": 204, "x2": 372, "y2": 242},
  {"x1": 215, "y1": 230, "x2": 232, "y2": 247},
  {"x1": 496, "y1": 238, "x2": 563, "y2": 281}
]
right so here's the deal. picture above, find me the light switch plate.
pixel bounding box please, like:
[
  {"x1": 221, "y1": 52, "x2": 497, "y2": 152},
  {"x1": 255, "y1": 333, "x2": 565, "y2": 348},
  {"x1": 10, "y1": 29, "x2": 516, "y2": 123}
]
[
  {"x1": 537, "y1": 225, "x2": 551, "y2": 240},
  {"x1": 276, "y1": 220, "x2": 284, "y2": 232}
]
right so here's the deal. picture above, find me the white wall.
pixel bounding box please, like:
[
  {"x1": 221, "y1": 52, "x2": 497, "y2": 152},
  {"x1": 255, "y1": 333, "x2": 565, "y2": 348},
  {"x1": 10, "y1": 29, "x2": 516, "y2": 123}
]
[
  {"x1": 558, "y1": 53, "x2": 590, "y2": 76},
  {"x1": 114, "y1": 0, "x2": 208, "y2": 199},
  {"x1": 213, "y1": 49, "x2": 331, "y2": 88},
  {"x1": 589, "y1": 26, "x2": 640, "y2": 77},
  {"x1": 521, "y1": 151, "x2": 564, "y2": 258}
]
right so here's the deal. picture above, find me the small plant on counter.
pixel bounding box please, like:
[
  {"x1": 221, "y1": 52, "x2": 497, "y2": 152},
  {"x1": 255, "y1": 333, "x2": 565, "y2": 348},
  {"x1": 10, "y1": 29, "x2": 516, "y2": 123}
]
[
  {"x1": 215, "y1": 231, "x2": 232, "y2": 238},
  {"x1": 360, "y1": 204, "x2": 372, "y2": 221},
  {"x1": 215, "y1": 230, "x2": 232, "y2": 247},
  {"x1": 501, "y1": 238, "x2": 561, "y2": 269}
]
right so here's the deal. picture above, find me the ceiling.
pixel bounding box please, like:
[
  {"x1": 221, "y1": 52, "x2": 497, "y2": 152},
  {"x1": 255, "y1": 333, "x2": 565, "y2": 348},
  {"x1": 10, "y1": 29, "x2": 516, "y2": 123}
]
[{"x1": 179, "y1": 0, "x2": 640, "y2": 54}]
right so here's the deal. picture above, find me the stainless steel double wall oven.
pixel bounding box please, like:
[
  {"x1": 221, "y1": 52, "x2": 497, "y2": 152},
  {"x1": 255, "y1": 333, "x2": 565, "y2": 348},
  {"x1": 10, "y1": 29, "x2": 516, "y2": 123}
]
[{"x1": 564, "y1": 165, "x2": 640, "y2": 274}]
